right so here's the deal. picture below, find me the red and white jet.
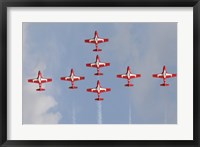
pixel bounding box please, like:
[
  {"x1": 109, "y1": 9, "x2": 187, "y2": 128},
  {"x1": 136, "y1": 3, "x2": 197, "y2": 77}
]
[
  {"x1": 60, "y1": 68, "x2": 85, "y2": 89},
  {"x1": 28, "y1": 70, "x2": 52, "y2": 91},
  {"x1": 87, "y1": 80, "x2": 111, "y2": 101},
  {"x1": 86, "y1": 55, "x2": 110, "y2": 76},
  {"x1": 117, "y1": 66, "x2": 141, "y2": 87},
  {"x1": 84, "y1": 31, "x2": 109, "y2": 52},
  {"x1": 152, "y1": 65, "x2": 176, "y2": 86}
]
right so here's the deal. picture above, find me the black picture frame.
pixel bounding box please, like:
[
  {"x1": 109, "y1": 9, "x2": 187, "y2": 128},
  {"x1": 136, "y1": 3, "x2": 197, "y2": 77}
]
[{"x1": 0, "y1": 0, "x2": 199, "y2": 146}]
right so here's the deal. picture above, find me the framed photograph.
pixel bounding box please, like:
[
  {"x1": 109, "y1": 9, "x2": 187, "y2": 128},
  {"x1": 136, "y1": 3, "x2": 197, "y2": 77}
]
[{"x1": 0, "y1": 0, "x2": 199, "y2": 146}]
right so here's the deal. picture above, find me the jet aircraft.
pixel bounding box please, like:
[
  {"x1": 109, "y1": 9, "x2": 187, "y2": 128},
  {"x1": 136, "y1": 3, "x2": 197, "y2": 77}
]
[
  {"x1": 60, "y1": 68, "x2": 85, "y2": 89},
  {"x1": 117, "y1": 66, "x2": 141, "y2": 87},
  {"x1": 86, "y1": 55, "x2": 110, "y2": 76},
  {"x1": 152, "y1": 65, "x2": 176, "y2": 86},
  {"x1": 28, "y1": 71, "x2": 52, "y2": 91},
  {"x1": 84, "y1": 31, "x2": 109, "y2": 52},
  {"x1": 87, "y1": 80, "x2": 111, "y2": 101}
]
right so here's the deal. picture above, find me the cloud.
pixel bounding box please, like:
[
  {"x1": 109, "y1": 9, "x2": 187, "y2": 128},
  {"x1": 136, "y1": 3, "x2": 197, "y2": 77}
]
[
  {"x1": 22, "y1": 84, "x2": 62, "y2": 124},
  {"x1": 22, "y1": 23, "x2": 62, "y2": 124}
]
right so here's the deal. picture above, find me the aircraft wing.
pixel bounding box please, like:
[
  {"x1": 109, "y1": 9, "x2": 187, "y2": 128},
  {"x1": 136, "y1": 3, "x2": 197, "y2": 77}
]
[
  {"x1": 41, "y1": 78, "x2": 52, "y2": 83},
  {"x1": 73, "y1": 76, "x2": 85, "y2": 81},
  {"x1": 100, "y1": 88, "x2": 111, "y2": 93},
  {"x1": 87, "y1": 88, "x2": 98, "y2": 93},
  {"x1": 117, "y1": 74, "x2": 128, "y2": 79},
  {"x1": 60, "y1": 77, "x2": 71, "y2": 81},
  {"x1": 28, "y1": 78, "x2": 39, "y2": 83},
  {"x1": 86, "y1": 63, "x2": 97, "y2": 68},
  {"x1": 99, "y1": 62, "x2": 110, "y2": 67},
  {"x1": 85, "y1": 39, "x2": 95, "y2": 43},
  {"x1": 166, "y1": 73, "x2": 177, "y2": 78},
  {"x1": 152, "y1": 73, "x2": 164, "y2": 78},
  {"x1": 97, "y1": 38, "x2": 109, "y2": 43},
  {"x1": 130, "y1": 74, "x2": 141, "y2": 79}
]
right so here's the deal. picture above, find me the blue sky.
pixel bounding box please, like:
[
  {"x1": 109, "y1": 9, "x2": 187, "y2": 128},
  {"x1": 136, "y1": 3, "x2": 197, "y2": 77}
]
[{"x1": 22, "y1": 23, "x2": 177, "y2": 124}]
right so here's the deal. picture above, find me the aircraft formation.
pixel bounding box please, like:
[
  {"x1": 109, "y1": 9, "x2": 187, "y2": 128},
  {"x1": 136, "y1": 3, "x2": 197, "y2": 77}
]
[{"x1": 28, "y1": 31, "x2": 177, "y2": 101}]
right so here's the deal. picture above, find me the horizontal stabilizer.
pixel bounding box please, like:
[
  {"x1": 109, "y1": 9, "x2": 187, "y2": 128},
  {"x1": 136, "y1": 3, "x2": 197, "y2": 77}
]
[
  {"x1": 95, "y1": 98, "x2": 104, "y2": 101},
  {"x1": 36, "y1": 88, "x2": 45, "y2": 91},
  {"x1": 125, "y1": 83, "x2": 134, "y2": 87},
  {"x1": 94, "y1": 73, "x2": 103, "y2": 76},
  {"x1": 69, "y1": 86, "x2": 78, "y2": 89},
  {"x1": 93, "y1": 48, "x2": 102, "y2": 52},
  {"x1": 160, "y1": 83, "x2": 170, "y2": 86}
]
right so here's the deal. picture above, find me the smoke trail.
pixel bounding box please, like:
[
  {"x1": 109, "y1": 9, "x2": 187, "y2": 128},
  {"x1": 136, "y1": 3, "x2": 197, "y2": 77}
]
[
  {"x1": 72, "y1": 98, "x2": 76, "y2": 124},
  {"x1": 129, "y1": 101, "x2": 132, "y2": 124},
  {"x1": 164, "y1": 107, "x2": 167, "y2": 124},
  {"x1": 97, "y1": 101, "x2": 102, "y2": 124},
  {"x1": 164, "y1": 97, "x2": 167, "y2": 124},
  {"x1": 72, "y1": 106, "x2": 76, "y2": 124}
]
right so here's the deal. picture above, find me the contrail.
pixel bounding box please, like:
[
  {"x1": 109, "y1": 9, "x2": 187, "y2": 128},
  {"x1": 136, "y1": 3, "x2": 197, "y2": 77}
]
[{"x1": 97, "y1": 101, "x2": 102, "y2": 124}]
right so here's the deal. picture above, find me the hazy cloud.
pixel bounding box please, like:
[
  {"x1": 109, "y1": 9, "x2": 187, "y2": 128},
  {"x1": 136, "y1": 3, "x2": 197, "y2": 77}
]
[{"x1": 23, "y1": 23, "x2": 62, "y2": 124}]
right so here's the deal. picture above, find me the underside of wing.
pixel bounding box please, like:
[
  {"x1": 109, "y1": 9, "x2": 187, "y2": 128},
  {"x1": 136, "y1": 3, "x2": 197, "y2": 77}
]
[
  {"x1": 152, "y1": 74, "x2": 164, "y2": 78},
  {"x1": 99, "y1": 62, "x2": 110, "y2": 67},
  {"x1": 60, "y1": 77, "x2": 71, "y2": 81},
  {"x1": 100, "y1": 88, "x2": 111, "y2": 93},
  {"x1": 130, "y1": 74, "x2": 141, "y2": 79},
  {"x1": 74, "y1": 76, "x2": 85, "y2": 81},
  {"x1": 166, "y1": 73, "x2": 177, "y2": 78},
  {"x1": 86, "y1": 63, "x2": 97, "y2": 68},
  {"x1": 87, "y1": 88, "x2": 98, "y2": 93},
  {"x1": 117, "y1": 74, "x2": 128, "y2": 79},
  {"x1": 28, "y1": 79, "x2": 39, "y2": 83},
  {"x1": 41, "y1": 78, "x2": 52, "y2": 83},
  {"x1": 85, "y1": 39, "x2": 95, "y2": 43},
  {"x1": 98, "y1": 38, "x2": 109, "y2": 43}
]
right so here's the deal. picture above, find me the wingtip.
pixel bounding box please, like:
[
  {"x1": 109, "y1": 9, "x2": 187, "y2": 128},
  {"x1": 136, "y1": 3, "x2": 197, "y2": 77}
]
[{"x1": 116, "y1": 75, "x2": 121, "y2": 78}]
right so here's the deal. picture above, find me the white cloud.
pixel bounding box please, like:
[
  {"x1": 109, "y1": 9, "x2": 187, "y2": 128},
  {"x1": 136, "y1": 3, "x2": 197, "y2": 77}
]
[
  {"x1": 22, "y1": 23, "x2": 62, "y2": 124},
  {"x1": 23, "y1": 84, "x2": 62, "y2": 124}
]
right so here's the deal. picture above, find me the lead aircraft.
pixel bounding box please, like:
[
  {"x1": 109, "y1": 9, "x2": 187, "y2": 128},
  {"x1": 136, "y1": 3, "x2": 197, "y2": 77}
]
[
  {"x1": 28, "y1": 71, "x2": 52, "y2": 91},
  {"x1": 84, "y1": 31, "x2": 109, "y2": 52}
]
